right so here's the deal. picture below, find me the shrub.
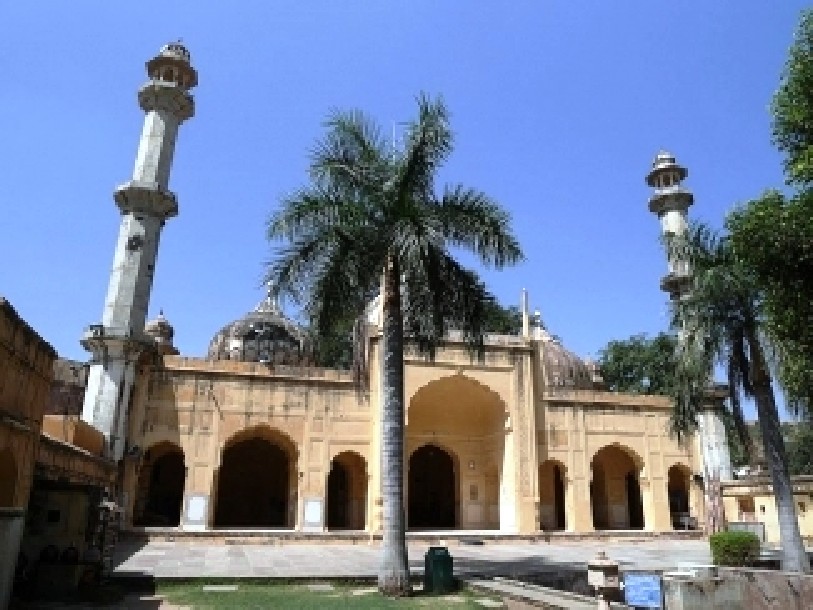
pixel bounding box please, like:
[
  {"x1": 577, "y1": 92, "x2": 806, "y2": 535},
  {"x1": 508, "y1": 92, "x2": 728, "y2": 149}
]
[{"x1": 709, "y1": 531, "x2": 760, "y2": 566}]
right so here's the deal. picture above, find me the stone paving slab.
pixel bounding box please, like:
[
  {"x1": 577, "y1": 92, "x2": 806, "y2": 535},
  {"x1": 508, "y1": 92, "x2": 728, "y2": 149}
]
[{"x1": 113, "y1": 539, "x2": 711, "y2": 580}]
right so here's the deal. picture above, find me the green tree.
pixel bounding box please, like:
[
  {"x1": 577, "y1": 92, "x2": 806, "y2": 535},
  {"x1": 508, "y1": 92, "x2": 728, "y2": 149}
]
[
  {"x1": 597, "y1": 332, "x2": 677, "y2": 395},
  {"x1": 786, "y1": 423, "x2": 813, "y2": 476},
  {"x1": 772, "y1": 9, "x2": 813, "y2": 186},
  {"x1": 481, "y1": 301, "x2": 522, "y2": 335},
  {"x1": 670, "y1": 224, "x2": 809, "y2": 573},
  {"x1": 266, "y1": 96, "x2": 523, "y2": 595},
  {"x1": 727, "y1": 190, "x2": 813, "y2": 416},
  {"x1": 728, "y1": 9, "x2": 813, "y2": 416}
]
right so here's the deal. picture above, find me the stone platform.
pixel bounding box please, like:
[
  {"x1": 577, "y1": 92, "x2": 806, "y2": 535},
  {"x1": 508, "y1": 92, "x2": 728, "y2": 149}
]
[
  {"x1": 122, "y1": 527, "x2": 703, "y2": 546},
  {"x1": 112, "y1": 535, "x2": 711, "y2": 580}
]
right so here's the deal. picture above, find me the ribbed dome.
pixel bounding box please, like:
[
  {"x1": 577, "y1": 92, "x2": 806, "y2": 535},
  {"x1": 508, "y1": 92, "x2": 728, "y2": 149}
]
[
  {"x1": 206, "y1": 290, "x2": 308, "y2": 364},
  {"x1": 145, "y1": 310, "x2": 174, "y2": 341},
  {"x1": 145, "y1": 310, "x2": 178, "y2": 355},
  {"x1": 159, "y1": 42, "x2": 192, "y2": 64},
  {"x1": 530, "y1": 315, "x2": 593, "y2": 390}
]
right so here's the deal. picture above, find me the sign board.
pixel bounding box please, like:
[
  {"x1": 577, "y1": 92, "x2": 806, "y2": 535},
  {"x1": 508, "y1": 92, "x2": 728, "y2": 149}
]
[
  {"x1": 624, "y1": 571, "x2": 662, "y2": 609},
  {"x1": 302, "y1": 497, "x2": 324, "y2": 532}
]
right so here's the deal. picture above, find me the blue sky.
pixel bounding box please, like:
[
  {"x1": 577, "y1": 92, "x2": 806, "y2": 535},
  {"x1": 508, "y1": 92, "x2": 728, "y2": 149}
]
[{"x1": 1, "y1": 3, "x2": 807, "y2": 398}]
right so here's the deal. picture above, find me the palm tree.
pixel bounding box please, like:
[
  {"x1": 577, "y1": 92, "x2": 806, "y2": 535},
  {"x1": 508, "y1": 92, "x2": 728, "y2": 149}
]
[
  {"x1": 671, "y1": 224, "x2": 810, "y2": 573},
  {"x1": 266, "y1": 95, "x2": 523, "y2": 594}
]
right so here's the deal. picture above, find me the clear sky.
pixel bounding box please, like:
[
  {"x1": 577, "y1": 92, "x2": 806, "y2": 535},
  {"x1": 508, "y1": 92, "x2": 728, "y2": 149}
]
[{"x1": 1, "y1": 3, "x2": 807, "y2": 395}]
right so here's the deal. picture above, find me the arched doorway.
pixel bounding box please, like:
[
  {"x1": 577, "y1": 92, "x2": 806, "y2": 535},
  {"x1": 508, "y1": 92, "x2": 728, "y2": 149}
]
[
  {"x1": 134, "y1": 443, "x2": 185, "y2": 526},
  {"x1": 668, "y1": 464, "x2": 692, "y2": 529},
  {"x1": 0, "y1": 448, "x2": 17, "y2": 507},
  {"x1": 406, "y1": 375, "x2": 506, "y2": 530},
  {"x1": 214, "y1": 429, "x2": 295, "y2": 528},
  {"x1": 591, "y1": 445, "x2": 644, "y2": 530},
  {"x1": 326, "y1": 451, "x2": 367, "y2": 530},
  {"x1": 408, "y1": 444, "x2": 457, "y2": 529},
  {"x1": 538, "y1": 460, "x2": 566, "y2": 530}
]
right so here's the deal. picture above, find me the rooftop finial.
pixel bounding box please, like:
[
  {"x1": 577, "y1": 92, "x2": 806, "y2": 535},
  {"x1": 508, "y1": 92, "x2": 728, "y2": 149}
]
[{"x1": 257, "y1": 280, "x2": 282, "y2": 314}]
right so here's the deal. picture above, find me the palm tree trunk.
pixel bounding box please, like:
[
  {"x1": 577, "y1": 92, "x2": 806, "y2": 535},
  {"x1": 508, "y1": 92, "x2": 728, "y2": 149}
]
[
  {"x1": 747, "y1": 327, "x2": 810, "y2": 573},
  {"x1": 378, "y1": 255, "x2": 411, "y2": 595}
]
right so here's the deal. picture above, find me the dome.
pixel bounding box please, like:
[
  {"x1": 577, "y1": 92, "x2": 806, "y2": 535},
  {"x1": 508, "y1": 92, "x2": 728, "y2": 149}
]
[
  {"x1": 539, "y1": 338, "x2": 594, "y2": 390},
  {"x1": 206, "y1": 290, "x2": 309, "y2": 364},
  {"x1": 145, "y1": 310, "x2": 178, "y2": 355},
  {"x1": 145, "y1": 310, "x2": 174, "y2": 341},
  {"x1": 530, "y1": 312, "x2": 594, "y2": 390},
  {"x1": 646, "y1": 150, "x2": 687, "y2": 186},
  {"x1": 159, "y1": 42, "x2": 191, "y2": 64}
]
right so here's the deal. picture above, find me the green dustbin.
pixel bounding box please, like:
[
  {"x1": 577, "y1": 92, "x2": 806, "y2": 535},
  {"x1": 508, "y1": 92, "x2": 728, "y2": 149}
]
[{"x1": 424, "y1": 546, "x2": 454, "y2": 593}]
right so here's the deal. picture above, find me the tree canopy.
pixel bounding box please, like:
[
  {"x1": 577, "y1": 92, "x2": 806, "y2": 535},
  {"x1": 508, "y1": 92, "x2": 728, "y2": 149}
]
[
  {"x1": 724, "y1": 9, "x2": 813, "y2": 417},
  {"x1": 786, "y1": 423, "x2": 813, "y2": 476},
  {"x1": 772, "y1": 9, "x2": 813, "y2": 187},
  {"x1": 597, "y1": 332, "x2": 677, "y2": 396}
]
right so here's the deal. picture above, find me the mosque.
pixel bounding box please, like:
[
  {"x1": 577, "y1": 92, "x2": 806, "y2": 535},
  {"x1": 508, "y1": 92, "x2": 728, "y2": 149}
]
[
  {"x1": 66, "y1": 41, "x2": 731, "y2": 538},
  {"x1": 3, "y1": 47, "x2": 740, "y2": 600}
]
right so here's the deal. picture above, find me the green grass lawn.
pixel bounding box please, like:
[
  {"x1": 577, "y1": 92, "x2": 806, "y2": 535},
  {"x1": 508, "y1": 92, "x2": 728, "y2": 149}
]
[{"x1": 156, "y1": 582, "x2": 504, "y2": 608}]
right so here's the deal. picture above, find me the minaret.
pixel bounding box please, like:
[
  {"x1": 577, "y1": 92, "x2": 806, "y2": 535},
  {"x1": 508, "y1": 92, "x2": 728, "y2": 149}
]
[
  {"x1": 646, "y1": 151, "x2": 733, "y2": 486},
  {"x1": 81, "y1": 43, "x2": 197, "y2": 460}
]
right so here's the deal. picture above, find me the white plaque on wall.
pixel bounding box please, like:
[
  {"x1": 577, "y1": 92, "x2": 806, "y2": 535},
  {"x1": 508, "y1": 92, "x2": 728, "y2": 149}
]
[
  {"x1": 183, "y1": 494, "x2": 209, "y2": 531},
  {"x1": 303, "y1": 497, "x2": 324, "y2": 532}
]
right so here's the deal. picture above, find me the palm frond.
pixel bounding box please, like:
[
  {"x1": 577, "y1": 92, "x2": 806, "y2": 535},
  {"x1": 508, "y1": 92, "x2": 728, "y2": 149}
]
[
  {"x1": 394, "y1": 95, "x2": 453, "y2": 211},
  {"x1": 435, "y1": 185, "x2": 524, "y2": 267},
  {"x1": 311, "y1": 109, "x2": 392, "y2": 190},
  {"x1": 401, "y1": 245, "x2": 493, "y2": 360}
]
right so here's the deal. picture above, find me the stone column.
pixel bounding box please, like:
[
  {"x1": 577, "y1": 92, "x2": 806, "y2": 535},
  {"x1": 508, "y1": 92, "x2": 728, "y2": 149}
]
[
  {"x1": 571, "y1": 476, "x2": 594, "y2": 532},
  {"x1": 499, "y1": 427, "x2": 518, "y2": 532}
]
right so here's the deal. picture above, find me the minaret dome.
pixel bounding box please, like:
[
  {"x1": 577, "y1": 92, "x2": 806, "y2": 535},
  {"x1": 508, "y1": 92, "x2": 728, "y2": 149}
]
[
  {"x1": 146, "y1": 41, "x2": 198, "y2": 90},
  {"x1": 646, "y1": 150, "x2": 688, "y2": 189}
]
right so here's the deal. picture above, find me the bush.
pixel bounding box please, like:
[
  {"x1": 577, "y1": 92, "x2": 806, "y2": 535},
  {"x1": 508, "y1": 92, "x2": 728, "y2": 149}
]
[{"x1": 709, "y1": 531, "x2": 760, "y2": 566}]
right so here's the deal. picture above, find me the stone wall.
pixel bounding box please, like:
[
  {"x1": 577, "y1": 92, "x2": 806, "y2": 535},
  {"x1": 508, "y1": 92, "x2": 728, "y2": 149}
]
[
  {"x1": 0, "y1": 297, "x2": 57, "y2": 608},
  {"x1": 664, "y1": 568, "x2": 813, "y2": 610},
  {"x1": 0, "y1": 297, "x2": 57, "y2": 508},
  {"x1": 47, "y1": 359, "x2": 88, "y2": 416}
]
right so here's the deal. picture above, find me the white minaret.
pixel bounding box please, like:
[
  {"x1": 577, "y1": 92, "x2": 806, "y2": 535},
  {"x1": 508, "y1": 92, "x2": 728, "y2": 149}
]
[
  {"x1": 81, "y1": 43, "x2": 197, "y2": 460},
  {"x1": 646, "y1": 151, "x2": 733, "y2": 487}
]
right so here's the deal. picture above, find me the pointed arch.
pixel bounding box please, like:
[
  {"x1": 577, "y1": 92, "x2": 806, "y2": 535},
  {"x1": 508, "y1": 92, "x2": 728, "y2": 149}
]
[
  {"x1": 133, "y1": 442, "x2": 185, "y2": 526},
  {"x1": 213, "y1": 426, "x2": 298, "y2": 528},
  {"x1": 667, "y1": 463, "x2": 695, "y2": 529},
  {"x1": 326, "y1": 450, "x2": 367, "y2": 530},
  {"x1": 590, "y1": 444, "x2": 645, "y2": 530},
  {"x1": 408, "y1": 443, "x2": 459, "y2": 529},
  {"x1": 538, "y1": 459, "x2": 567, "y2": 531}
]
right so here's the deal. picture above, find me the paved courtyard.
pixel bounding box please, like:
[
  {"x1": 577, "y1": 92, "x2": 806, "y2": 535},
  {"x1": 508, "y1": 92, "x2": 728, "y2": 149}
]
[{"x1": 113, "y1": 538, "x2": 711, "y2": 580}]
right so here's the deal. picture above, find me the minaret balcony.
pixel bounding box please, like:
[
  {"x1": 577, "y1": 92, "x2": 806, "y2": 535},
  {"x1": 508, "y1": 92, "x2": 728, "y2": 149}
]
[
  {"x1": 114, "y1": 181, "x2": 178, "y2": 218},
  {"x1": 660, "y1": 272, "x2": 693, "y2": 298},
  {"x1": 81, "y1": 324, "x2": 152, "y2": 360},
  {"x1": 138, "y1": 80, "x2": 194, "y2": 121},
  {"x1": 648, "y1": 187, "x2": 694, "y2": 215}
]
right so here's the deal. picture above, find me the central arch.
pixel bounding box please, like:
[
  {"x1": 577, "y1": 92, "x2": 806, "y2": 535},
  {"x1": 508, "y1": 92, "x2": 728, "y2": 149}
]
[
  {"x1": 406, "y1": 374, "x2": 506, "y2": 530},
  {"x1": 214, "y1": 427, "x2": 296, "y2": 528},
  {"x1": 408, "y1": 444, "x2": 457, "y2": 528}
]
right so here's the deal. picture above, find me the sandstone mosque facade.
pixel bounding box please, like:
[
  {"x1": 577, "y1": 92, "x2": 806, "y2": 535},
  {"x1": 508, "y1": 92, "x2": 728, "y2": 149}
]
[{"x1": 76, "y1": 43, "x2": 728, "y2": 538}]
